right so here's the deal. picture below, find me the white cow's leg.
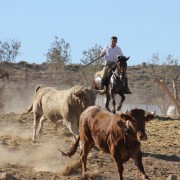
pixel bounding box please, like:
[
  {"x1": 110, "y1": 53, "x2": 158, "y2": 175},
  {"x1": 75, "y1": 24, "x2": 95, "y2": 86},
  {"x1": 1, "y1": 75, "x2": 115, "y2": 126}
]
[
  {"x1": 38, "y1": 115, "x2": 46, "y2": 134},
  {"x1": 79, "y1": 140, "x2": 83, "y2": 150},
  {"x1": 32, "y1": 113, "x2": 41, "y2": 142},
  {"x1": 66, "y1": 121, "x2": 79, "y2": 142},
  {"x1": 55, "y1": 119, "x2": 62, "y2": 131}
]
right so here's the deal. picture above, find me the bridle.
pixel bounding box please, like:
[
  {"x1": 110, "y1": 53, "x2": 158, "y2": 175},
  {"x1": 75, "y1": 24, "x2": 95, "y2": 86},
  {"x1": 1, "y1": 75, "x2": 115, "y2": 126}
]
[{"x1": 113, "y1": 61, "x2": 127, "y2": 80}]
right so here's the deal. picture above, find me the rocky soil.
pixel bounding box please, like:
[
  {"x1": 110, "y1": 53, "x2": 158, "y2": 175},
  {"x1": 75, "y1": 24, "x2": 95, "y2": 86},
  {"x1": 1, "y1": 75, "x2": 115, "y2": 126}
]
[{"x1": 0, "y1": 112, "x2": 179, "y2": 180}]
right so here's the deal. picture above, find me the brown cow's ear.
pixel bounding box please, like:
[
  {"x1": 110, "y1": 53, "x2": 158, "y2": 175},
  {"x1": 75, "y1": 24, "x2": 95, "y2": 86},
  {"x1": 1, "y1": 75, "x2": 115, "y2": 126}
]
[
  {"x1": 120, "y1": 114, "x2": 132, "y2": 121},
  {"x1": 145, "y1": 114, "x2": 154, "y2": 122}
]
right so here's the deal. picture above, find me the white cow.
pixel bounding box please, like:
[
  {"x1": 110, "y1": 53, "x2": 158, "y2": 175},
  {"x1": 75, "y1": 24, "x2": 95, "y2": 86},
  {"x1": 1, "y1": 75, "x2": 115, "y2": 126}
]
[{"x1": 22, "y1": 85, "x2": 103, "y2": 142}]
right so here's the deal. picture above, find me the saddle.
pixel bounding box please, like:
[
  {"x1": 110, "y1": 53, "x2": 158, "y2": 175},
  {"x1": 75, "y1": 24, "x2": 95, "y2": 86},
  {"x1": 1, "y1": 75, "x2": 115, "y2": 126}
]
[
  {"x1": 96, "y1": 70, "x2": 104, "y2": 78},
  {"x1": 97, "y1": 65, "x2": 116, "y2": 78}
]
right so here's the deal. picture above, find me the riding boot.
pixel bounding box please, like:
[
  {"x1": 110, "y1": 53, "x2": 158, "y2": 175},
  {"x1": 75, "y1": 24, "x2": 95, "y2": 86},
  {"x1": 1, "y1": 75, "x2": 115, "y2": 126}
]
[{"x1": 124, "y1": 77, "x2": 131, "y2": 94}]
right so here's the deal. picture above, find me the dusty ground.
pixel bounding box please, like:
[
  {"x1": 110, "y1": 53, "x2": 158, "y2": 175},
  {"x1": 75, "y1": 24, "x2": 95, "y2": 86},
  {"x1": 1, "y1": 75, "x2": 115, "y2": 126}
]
[{"x1": 0, "y1": 112, "x2": 179, "y2": 180}]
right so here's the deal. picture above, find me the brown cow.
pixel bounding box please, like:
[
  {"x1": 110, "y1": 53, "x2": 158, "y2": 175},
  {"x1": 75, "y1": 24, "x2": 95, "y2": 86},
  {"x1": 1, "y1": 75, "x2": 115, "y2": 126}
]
[
  {"x1": 125, "y1": 108, "x2": 154, "y2": 141},
  {"x1": 59, "y1": 105, "x2": 150, "y2": 180}
]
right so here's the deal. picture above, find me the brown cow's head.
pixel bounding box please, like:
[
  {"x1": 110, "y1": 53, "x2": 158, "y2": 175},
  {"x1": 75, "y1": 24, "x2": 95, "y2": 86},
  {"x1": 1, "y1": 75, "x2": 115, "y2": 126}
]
[
  {"x1": 125, "y1": 109, "x2": 154, "y2": 141},
  {"x1": 117, "y1": 114, "x2": 139, "y2": 139}
]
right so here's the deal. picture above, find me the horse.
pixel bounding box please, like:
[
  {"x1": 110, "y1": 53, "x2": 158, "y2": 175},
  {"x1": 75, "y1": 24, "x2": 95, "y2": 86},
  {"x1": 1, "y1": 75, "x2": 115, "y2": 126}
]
[{"x1": 92, "y1": 56, "x2": 129, "y2": 114}]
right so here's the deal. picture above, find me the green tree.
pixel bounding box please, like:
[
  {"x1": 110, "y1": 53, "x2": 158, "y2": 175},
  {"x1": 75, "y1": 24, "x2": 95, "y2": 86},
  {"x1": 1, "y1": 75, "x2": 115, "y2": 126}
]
[
  {"x1": 0, "y1": 39, "x2": 21, "y2": 64},
  {"x1": 45, "y1": 36, "x2": 71, "y2": 70},
  {"x1": 80, "y1": 44, "x2": 103, "y2": 65},
  {"x1": 80, "y1": 44, "x2": 103, "y2": 86}
]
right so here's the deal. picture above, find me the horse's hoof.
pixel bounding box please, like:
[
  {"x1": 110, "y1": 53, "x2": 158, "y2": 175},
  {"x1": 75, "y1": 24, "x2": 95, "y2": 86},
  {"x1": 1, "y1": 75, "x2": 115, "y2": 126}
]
[
  {"x1": 117, "y1": 107, "x2": 121, "y2": 111},
  {"x1": 106, "y1": 107, "x2": 111, "y2": 112}
]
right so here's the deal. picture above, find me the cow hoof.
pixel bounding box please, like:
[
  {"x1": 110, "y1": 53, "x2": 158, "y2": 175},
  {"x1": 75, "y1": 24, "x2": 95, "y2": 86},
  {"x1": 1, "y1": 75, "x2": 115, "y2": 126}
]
[
  {"x1": 38, "y1": 130, "x2": 43, "y2": 134},
  {"x1": 81, "y1": 172, "x2": 89, "y2": 179},
  {"x1": 32, "y1": 139, "x2": 37, "y2": 143}
]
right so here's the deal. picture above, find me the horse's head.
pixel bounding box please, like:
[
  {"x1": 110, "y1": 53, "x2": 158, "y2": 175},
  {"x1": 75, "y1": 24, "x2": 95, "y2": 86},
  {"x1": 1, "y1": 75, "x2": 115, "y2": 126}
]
[{"x1": 116, "y1": 56, "x2": 129, "y2": 75}]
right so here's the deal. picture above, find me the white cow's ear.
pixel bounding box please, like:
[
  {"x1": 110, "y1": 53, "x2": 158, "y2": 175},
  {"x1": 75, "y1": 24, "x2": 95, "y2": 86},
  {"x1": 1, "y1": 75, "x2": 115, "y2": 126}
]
[{"x1": 74, "y1": 86, "x2": 84, "y2": 96}]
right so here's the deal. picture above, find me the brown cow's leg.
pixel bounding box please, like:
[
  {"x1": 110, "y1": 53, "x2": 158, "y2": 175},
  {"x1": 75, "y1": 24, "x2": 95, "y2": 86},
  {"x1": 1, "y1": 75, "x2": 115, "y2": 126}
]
[
  {"x1": 112, "y1": 156, "x2": 124, "y2": 180},
  {"x1": 133, "y1": 151, "x2": 149, "y2": 180},
  {"x1": 111, "y1": 147, "x2": 124, "y2": 180},
  {"x1": 80, "y1": 141, "x2": 94, "y2": 178}
]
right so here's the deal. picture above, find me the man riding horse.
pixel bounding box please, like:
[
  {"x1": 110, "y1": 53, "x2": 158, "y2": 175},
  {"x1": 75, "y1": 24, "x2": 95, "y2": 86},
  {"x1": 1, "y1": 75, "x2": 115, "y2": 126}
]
[{"x1": 99, "y1": 36, "x2": 131, "y2": 94}]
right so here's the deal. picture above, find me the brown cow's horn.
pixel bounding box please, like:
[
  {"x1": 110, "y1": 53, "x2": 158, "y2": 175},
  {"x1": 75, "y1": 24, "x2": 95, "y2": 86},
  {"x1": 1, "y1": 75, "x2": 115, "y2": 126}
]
[
  {"x1": 145, "y1": 110, "x2": 156, "y2": 115},
  {"x1": 124, "y1": 109, "x2": 130, "y2": 115},
  {"x1": 126, "y1": 120, "x2": 130, "y2": 129},
  {"x1": 74, "y1": 86, "x2": 83, "y2": 95},
  {"x1": 153, "y1": 110, "x2": 156, "y2": 115}
]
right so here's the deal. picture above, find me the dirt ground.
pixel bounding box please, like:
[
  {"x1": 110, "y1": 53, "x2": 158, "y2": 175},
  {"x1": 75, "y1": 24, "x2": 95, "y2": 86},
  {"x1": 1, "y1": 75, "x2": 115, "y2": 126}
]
[{"x1": 0, "y1": 112, "x2": 179, "y2": 180}]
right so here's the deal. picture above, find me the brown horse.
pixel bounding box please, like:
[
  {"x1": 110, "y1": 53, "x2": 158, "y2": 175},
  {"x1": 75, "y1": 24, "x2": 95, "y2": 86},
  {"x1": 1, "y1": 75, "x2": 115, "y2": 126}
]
[{"x1": 93, "y1": 56, "x2": 129, "y2": 114}]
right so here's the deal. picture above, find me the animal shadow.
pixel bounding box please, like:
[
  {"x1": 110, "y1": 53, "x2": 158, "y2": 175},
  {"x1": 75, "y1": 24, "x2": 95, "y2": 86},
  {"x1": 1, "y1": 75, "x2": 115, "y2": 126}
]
[{"x1": 143, "y1": 152, "x2": 180, "y2": 162}]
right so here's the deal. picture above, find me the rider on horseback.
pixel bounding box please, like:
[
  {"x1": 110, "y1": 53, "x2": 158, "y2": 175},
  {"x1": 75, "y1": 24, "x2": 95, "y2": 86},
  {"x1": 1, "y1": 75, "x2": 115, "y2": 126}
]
[{"x1": 100, "y1": 36, "x2": 131, "y2": 94}]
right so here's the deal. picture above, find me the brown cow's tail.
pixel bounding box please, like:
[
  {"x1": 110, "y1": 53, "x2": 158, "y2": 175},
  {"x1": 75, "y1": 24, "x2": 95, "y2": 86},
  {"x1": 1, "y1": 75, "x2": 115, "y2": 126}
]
[{"x1": 59, "y1": 136, "x2": 80, "y2": 157}]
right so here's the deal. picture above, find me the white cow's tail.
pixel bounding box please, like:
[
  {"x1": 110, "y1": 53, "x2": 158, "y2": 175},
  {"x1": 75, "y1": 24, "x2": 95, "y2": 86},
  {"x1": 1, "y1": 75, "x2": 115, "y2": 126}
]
[
  {"x1": 21, "y1": 84, "x2": 42, "y2": 115},
  {"x1": 21, "y1": 104, "x2": 33, "y2": 115},
  {"x1": 59, "y1": 136, "x2": 80, "y2": 157},
  {"x1": 35, "y1": 84, "x2": 42, "y2": 93}
]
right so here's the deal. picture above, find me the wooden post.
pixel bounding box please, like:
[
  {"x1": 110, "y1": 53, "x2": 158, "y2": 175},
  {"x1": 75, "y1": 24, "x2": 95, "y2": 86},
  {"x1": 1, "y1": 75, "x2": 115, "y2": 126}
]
[{"x1": 25, "y1": 68, "x2": 28, "y2": 105}]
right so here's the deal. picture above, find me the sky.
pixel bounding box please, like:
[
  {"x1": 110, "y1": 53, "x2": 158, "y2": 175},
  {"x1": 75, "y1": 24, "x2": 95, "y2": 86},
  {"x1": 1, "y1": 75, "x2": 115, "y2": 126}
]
[{"x1": 1, "y1": 0, "x2": 180, "y2": 66}]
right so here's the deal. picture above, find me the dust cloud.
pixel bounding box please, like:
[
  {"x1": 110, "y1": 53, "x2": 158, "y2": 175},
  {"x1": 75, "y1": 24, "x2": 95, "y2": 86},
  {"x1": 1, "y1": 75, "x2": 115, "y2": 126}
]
[
  {"x1": 0, "y1": 124, "x2": 31, "y2": 139},
  {"x1": 0, "y1": 124, "x2": 73, "y2": 173}
]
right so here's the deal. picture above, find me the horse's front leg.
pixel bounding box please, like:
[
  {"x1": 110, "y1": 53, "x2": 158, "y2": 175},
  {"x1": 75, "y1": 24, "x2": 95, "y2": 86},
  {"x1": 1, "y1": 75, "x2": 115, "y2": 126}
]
[
  {"x1": 110, "y1": 89, "x2": 116, "y2": 114},
  {"x1": 105, "y1": 94, "x2": 111, "y2": 112},
  {"x1": 117, "y1": 93, "x2": 125, "y2": 111},
  {"x1": 112, "y1": 96, "x2": 116, "y2": 114}
]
